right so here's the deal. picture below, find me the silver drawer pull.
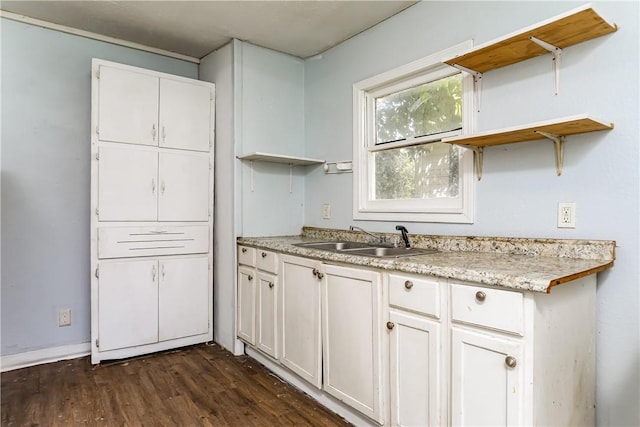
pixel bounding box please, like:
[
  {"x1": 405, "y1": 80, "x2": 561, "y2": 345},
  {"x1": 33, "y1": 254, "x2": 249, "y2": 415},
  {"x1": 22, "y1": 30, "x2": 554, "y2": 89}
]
[
  {"x1": 505, "y1": 356, "x2": 517, "y2": 368},
  {"x1": 261, "y1": 252, "x2": 267, "y2": 258},
  {"x1": 241, "y1": 248, "x2": 247, "y2": 253},
  {"x1": 404, "y1": 280, "x2": 413, "y2": 290},
  {"x1": 268, "y1": 282, "x2": 274, "y2": 289},
  {"x1": 475, "y1": 291, "x2": 486, "y2": 302},
  {"x1": 247, "y1": 275, "x2": 253, "y2": 281}
]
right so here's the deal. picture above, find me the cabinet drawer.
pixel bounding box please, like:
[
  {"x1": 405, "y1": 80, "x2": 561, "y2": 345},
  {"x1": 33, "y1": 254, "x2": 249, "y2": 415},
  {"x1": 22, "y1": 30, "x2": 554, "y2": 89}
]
[
  {"x1": 98, "y1": 226, "x2": 209, "y2": 259},
  {"x1": 256, "y1": 250, "x2": 278, "y2": 274},
  {"x1": 238, "y1": 245, "x2": 256, "y2": 266},
  {"x1": 389, "y1": 273, "x2": 440, "y2": 318},
  {"x1": 450, "y1": 284, "x2": 524, "y2": 335}
]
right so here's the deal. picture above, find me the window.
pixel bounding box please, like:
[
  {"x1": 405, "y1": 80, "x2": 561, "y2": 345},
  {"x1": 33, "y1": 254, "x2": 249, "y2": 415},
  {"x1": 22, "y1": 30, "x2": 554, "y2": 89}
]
[{"x1": 353, "y1": 41, "x2": 475, "y2": 223}]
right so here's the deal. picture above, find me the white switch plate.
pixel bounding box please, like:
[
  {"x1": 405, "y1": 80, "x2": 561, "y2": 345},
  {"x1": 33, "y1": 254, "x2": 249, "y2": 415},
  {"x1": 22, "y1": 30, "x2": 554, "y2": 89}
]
[
  {"x1": 322, "y1": 204, "x2": 331, "y2": 219},
  {"x1": 557, "y1": 202, "x2": 576, "y2": 228},
  {"x1": 58, "y1": 308, "x2": 71, "y2": 327}
]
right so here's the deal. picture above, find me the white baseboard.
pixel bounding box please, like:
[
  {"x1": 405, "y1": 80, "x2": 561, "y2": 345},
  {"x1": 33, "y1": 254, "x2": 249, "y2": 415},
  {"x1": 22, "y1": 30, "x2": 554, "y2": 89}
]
[{"x1": 1, "y1": 342, "x2": 91, "y2": 372}]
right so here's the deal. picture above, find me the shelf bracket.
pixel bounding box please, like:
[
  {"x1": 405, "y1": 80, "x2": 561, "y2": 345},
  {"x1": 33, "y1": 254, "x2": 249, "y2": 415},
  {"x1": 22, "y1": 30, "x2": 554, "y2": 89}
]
[
  {"x1": 249, "y1": 160, "x2": 255, "y2": 192},
  {"x1": 450, "y1": 63, "x2": 483, "y2": 111},
  {"x1": 463, "y1": 146, "x2": 484, "y2": 181},
  {"x1": 529, "y1": 36, "x2": 562, "y2": 95},
  {"x1": 535, "y1": 130, "x2": 566, "y2": 176},
  {"x1": 289, "y1": 164, "x2": 293, "y2": 194}
]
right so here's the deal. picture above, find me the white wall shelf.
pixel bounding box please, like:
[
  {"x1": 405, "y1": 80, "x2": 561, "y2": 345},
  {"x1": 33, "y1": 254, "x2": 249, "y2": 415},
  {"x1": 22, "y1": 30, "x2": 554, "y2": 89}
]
[
  {"x1": 237, "y1": 152, "x2": 324, "y2": 166},
  {"x1": 443, "y1": 4, "x2": 617, "y2": 96},
  {"x1": 237, "y1": 152, "x2": 325, "y2": 193},
  {"x1": 443, "y1": 115, "x2": 614, "y2": 180}
]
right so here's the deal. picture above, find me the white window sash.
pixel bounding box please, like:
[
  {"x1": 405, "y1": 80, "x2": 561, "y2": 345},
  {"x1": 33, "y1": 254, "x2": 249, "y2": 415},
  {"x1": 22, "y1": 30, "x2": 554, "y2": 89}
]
[{"x1": 353, "y1": 40, "x2": 475, "y2": 223}]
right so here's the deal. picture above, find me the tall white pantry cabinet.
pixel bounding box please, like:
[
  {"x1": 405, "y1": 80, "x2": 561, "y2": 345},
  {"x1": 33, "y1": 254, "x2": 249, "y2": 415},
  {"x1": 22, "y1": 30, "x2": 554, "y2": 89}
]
[{"x1": 90, "y1": 59, "x2": 215, "y2": 364}]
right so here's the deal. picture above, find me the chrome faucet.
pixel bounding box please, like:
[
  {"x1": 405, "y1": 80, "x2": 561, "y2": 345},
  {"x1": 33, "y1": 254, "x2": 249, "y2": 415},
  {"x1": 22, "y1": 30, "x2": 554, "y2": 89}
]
[
  {"x1": 395, "y1": 225, "x2": 411, "y2": 248},
  {"x1": 349, "y1": 225, "x2": 386, "y2": 244}
]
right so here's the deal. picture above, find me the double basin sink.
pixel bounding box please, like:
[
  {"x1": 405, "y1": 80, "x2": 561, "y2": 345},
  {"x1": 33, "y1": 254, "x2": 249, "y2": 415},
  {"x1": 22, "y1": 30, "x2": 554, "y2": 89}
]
[{"x1": 293, "y1": 241, "x2": 437, "y2": 258}]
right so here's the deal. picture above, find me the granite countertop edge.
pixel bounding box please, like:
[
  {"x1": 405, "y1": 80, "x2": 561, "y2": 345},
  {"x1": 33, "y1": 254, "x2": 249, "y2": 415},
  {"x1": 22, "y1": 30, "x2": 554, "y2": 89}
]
[{"x1": 237, "y1": 232, "x2": 615, "y2": 294}]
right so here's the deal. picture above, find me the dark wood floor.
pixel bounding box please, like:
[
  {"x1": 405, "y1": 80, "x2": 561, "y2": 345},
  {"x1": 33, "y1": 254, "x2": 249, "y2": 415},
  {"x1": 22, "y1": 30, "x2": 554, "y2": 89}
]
[{"x1": 1, "y1": 343, "x2": 352, "y2": 426}]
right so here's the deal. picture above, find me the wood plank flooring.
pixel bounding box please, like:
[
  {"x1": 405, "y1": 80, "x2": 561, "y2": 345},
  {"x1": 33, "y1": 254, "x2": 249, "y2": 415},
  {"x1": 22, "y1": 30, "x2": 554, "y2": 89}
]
[{"x1": 1, "y1": 344, "x2": 352, "y2": 426}]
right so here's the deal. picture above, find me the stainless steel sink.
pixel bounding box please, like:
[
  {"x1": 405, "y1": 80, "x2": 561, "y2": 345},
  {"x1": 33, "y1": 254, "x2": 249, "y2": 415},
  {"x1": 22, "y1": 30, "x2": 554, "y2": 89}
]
[
  {"x1": 294, "y1": 241, "x2": 372, "y2": 251},
  {"x1": 293, "y1": 241, "x2": 437, "y2": 258},
  {"x1": 345, "y1": 247, "x2": 437, "y2": 258}
]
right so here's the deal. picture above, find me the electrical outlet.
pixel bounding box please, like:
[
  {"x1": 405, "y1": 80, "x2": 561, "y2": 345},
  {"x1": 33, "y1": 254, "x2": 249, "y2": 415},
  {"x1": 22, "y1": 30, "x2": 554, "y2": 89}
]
[
  {"x1": 557, "y1": 202, "x2": 576, "y2": 228},
  {"x1": 58, "y1": 308, "x2": 71, "y2": 327},
  {"x1": 322, "y1": 204, "x2": 331, "y2": 219}
]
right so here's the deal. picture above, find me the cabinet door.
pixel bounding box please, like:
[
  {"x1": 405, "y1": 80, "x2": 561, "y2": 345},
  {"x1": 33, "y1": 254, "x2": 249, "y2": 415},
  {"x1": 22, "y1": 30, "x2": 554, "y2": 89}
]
[
  {"x1": 389, "y1": 309, "x2": 442, "y2": 427},
  {"x1": 98, "y1": 259, "x2": 158, "y2": 351},
  {"x1": 157, "y1": 151, "x2": 210, "y2": 221},
  {"x1": 98, "y1": 145, "x2": 158, "y2": 221},
  {"x1": 322, "y1": 264, "x2": 383, "y2": 423},
  {"x1": 280, "y1": 256, "x2": 322, "y2": 388},
  {"x1": 159, "y1": 78, "x2": 211, "y2": 152},
  {"x1": 158, "y1": 257, "x2": 209, "y2": 341},
  {"x1": 451, "y1": 327, "x2": 523, "y2": 426},
  {"x1": 256, "y1": 272, "x2": 278, "y2": 358},
  {"x1": 98, "y1": 65, "x2": 159, "y2": 146},
  {"x1": 237, "y1": 265, "x2": 256, "y2": 345}
]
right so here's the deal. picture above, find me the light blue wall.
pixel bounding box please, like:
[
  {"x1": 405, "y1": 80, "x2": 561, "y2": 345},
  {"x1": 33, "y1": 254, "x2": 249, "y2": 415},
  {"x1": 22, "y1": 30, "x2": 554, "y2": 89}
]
[
  {"x1": 0, "y1": 18, "x2": 197, "y2": 356},
  {"x1": 303, "y1": 2, "x2": 639, "y2": 425},
  {"x1": 237, "y1": 42, "x2": 312, "y2": 237}
]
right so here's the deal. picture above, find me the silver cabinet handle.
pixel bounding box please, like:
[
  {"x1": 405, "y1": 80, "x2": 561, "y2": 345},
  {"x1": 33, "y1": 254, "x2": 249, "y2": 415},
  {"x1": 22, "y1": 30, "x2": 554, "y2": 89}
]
[
  {"x1": 152, "y1": 264, "x2": 156, "y2": 281},
  {"x1": 247, "y1": 275, "x2": 253, "y2": 281},
  {"x1": 316, "y1": 271, "x2": 324, "y2": 279},
  {"x1": 162, "y1": 125, "x2": 166, "y2": 143},
  {"x1": 404, "y1": 280, "x2": 413, "y2": 290},
  {"x1": 312, "y1": 268, "x2": 318, "y2": 277},
  {"x1": 505, "y1": 356, "x2": 517, "y2": 368},
  {"x1": 152, "y1": 124, "x2": 156, "y2": 141},
  {"x1": 475, "y1": 291, "x2": 486, "y2": 302},
  {"x1": 268, "y1": 282, "x2": 274, "y2": 289},
  {"x1": 386, "y1": 321, "x2": 395, "y2": 330},
  {"x1": 241, "y1": 248, "x2": 247, "y2": 253},
  {"x1": 151, "y1": 179, "x2": 156, "y2": 195},
  {"x1": 261, "y1": 252, "x2": 267, "y2": 258},
  {"x1": 161, "y1": 264, "x2": 165, "y2": 281},
  {"x1": 160, "y1": 180, "x2": 166, "y2": 195}
]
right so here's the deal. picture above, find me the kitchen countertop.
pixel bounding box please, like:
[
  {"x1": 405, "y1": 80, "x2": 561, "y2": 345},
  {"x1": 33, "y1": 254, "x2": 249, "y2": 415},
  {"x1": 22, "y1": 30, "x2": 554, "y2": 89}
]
[{"x1": 237, "y1": 227, "x2": 616, "y2": 293}]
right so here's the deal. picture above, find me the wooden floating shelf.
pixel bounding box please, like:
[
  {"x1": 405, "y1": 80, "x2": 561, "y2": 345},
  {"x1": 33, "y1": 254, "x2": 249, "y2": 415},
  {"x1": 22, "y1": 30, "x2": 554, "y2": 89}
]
[
  {"x1": 442, "y1": 4, "x2": 617, "y2": 74},
  {"x1": 443, "y1": 115, "x2": 614, "y2": 180},
  {"x1": 237, "y1": 152, "x2": 325, "y2": 166},
  {"x1": 443, "y1": 115, "x2": 613, "y2": 148}
]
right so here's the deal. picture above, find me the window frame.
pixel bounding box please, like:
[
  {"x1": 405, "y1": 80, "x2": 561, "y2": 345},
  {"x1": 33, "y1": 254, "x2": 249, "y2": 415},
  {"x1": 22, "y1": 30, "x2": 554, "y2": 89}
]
[{"x1": 352, "y1": 41, "x2": 476, "y2": 223}]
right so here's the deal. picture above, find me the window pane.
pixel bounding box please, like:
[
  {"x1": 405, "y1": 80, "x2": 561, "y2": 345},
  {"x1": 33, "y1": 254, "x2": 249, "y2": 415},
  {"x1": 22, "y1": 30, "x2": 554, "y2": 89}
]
[
  {"x1": 373, "y1": 143, "x2": 459, "y2": 200},
  {"x1": 375, "y1": 74, "x2": 462, "y2": 144}
]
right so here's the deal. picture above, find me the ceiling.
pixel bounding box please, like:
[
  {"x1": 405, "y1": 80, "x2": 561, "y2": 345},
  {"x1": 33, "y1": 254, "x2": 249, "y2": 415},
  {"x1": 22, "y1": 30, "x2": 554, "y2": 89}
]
[{"x1": 0, "y1": 1, "x2": 418, "y2": 60}]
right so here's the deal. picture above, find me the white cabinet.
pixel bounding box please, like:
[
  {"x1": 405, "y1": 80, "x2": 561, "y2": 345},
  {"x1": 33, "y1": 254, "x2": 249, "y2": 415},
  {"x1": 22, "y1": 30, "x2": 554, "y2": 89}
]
[
  {"x1": 279, "y1": 254, "x2": 322, "y2": 388},
  {"x1": 97, "y1": 65, "x2": 158, "y2": 146},
  {"x1": 97, "y1": 145, "x2": 210, "y2": 222},
  {"x1": 91, "y1": 59, "x2": 214, "y2": 364},
  {"x1": 98, "y1": 256, "x2": 209, "y2": 352},
  {"x1": 322, "y1": 264, "x2": 384, "y2": 424},
  {"x1": 450, "y1": 327, "x2": 523, "y2": 426},
  {"x1": 97, "y1": 63, "x2": 211, "y2": 151},
  {"x1": 237, "y1": 265, "x2": 256, "y2": 345},
  {"x1": 448, "y1": 278, "x2": 596, "y2": 426},
  {"x1": 158, "y1": 257, "x2": 210, "y2": 341},
  {"x1": 256, "y1": 271, "x2": 278, "y2": 357},
  {"x1": 388, "y1": 273, "x2": 444, "y2": 427},
  {"x1": 98, "y1": 259, "x2": 159, "y2": 351},
  {"x1": 237, "y1": 246, "x2": 279, "y2": 359}
]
